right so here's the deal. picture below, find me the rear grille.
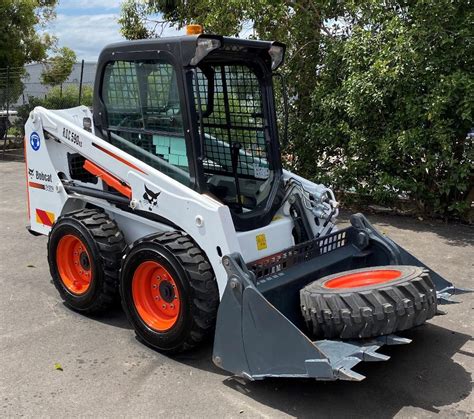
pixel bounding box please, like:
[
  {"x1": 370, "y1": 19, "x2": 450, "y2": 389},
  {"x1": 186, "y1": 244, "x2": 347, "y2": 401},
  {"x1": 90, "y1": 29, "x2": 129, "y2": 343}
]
[
  {"x1": 247, "y1": 229, "x2": 349, "y2": 280},
  {"x1": 68, "y1": 153, "x2": 97, "y2": 184}
]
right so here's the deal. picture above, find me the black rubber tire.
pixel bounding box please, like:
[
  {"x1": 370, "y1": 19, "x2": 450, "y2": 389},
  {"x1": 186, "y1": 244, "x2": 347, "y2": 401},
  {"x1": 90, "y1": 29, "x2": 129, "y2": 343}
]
[
  {"x1": 300, "y1": 265, "x2": 437, "y2": 339},
  {"x1": 120, "y1": 231, "x2": 219, "y2": 354},
  {"x1": 47, "y1": 208, "x2": 126, "y2": 313}
]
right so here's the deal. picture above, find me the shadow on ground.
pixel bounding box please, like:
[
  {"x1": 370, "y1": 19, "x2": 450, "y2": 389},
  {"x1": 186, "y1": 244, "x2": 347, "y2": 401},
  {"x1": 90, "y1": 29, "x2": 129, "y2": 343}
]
[
  {"x1": 82, "y1": 305, "x2": 133, "y2": 330},
  {"x1": 221, "y1": 324, "x2": 471, "y2": 418},
  {"x1": 86, "y1": 306, "x2": 229, "y2": 376},
  {"x1": 89, "y1": 305, "x2": 472, "y2": 417},
  {"x1": 339, "y1": 210, "x2": 473, "y2": 248}
]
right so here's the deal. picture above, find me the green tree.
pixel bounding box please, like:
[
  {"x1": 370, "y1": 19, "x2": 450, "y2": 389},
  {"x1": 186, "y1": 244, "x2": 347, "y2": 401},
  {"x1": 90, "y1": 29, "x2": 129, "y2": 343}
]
[
  {"x1": 0, "y1": 0, "x2": 58, "y2": 106},
  {"x1": 40, "y1": 46, "x2": 77, "y2": 94},
  {"x1": 120, "y1": 0, "x2": 473, "y2": 220}
]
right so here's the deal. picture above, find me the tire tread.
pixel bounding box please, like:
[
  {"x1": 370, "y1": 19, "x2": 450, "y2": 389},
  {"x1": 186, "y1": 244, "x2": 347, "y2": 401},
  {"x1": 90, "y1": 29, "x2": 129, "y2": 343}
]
[
  {"x1": 300, "y1": 267, "x2": 437, "y2": 339},
  {"x1": 123, "y1": 230, "x2": 219, "y2": 353},
  {"x1": 48, "y1": 208, "x2": 125, "y2": 313}
]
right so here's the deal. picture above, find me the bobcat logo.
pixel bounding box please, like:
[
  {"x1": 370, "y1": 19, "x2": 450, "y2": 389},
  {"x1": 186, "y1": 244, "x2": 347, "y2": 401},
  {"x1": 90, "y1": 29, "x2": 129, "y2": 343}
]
[
  {"x1": 28, "y1": 168, "x2": 34, "y2": 178},
  {"x1": 143, "y1": 185, "x2": 160, "y2": 211}
]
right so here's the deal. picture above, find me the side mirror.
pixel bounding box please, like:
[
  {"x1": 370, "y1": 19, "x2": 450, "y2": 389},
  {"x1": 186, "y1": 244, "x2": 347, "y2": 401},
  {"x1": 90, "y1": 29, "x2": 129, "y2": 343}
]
[{"x1": 273, "y1": 72, "x2": 289, "y2": 149}]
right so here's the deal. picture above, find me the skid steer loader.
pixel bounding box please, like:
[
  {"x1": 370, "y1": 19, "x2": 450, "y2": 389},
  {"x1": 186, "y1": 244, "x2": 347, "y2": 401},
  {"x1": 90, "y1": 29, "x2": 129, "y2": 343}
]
[{"x1": 24, "y1": 29, "x2": 467, "y2": 381}]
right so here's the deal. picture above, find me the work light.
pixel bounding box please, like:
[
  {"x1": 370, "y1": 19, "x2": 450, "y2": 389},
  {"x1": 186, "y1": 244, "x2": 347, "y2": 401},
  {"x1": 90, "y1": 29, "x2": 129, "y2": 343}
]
[
  {"x1": 268, "y1": 44, "x2": 284, "y2": 70},
  {"x1": 191, "y1": 38, "x2": 222, "y2": 65}
]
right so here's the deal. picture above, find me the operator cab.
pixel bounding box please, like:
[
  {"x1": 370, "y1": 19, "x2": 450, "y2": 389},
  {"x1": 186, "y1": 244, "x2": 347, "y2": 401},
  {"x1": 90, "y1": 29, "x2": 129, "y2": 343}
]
[{"x1": 93, "y1": 32, "x2": 286, "y2": 231}]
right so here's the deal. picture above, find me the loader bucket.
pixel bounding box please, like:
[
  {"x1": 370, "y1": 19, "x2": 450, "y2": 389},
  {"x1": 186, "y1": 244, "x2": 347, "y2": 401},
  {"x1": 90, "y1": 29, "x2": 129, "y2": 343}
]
[{"x1": 212, "y1": 214, "x2": 467, "y2": 381}]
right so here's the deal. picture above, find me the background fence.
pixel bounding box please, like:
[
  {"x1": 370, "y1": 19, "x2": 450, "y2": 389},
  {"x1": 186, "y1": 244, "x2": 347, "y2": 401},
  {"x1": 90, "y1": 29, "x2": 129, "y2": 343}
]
[{"x1": 0, "y1": 61, "x2": 96, "y2": 159}]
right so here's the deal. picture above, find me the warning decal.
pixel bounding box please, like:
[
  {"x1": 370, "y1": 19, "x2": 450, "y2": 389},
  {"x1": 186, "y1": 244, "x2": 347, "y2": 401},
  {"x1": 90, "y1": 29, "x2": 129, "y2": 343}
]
[
  {"x1": 256, "y1": 233, "x2": 268, "y2": 251},
  {"x1": 35, "y1": 209, "x2": 55, "y2": 227}
]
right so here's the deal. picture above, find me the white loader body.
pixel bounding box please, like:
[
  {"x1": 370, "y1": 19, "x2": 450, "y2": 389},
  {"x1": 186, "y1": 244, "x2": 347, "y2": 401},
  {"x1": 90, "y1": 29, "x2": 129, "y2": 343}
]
[{"x1": 25, "y1": 105, "x2": 336, "y2": 297}]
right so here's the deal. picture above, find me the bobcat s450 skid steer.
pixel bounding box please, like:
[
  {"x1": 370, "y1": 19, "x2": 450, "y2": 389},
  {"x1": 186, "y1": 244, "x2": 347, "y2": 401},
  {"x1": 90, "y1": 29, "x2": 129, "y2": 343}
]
[{"x1": 24, "y1": 28, "x2": 467, "y2": 381}]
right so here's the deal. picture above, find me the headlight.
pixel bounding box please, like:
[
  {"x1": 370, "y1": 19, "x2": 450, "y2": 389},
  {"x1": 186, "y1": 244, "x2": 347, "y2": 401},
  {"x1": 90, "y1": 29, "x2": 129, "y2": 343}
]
[{"x1": 191, "y1": 38, "x2": 222, "y2": 65}]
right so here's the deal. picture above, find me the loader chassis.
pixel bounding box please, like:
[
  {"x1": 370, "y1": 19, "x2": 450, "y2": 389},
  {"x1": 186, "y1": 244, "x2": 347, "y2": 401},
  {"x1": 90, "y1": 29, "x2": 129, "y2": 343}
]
[{"x1": 24, "y1": 34, "x2": 464, "y2": 381}]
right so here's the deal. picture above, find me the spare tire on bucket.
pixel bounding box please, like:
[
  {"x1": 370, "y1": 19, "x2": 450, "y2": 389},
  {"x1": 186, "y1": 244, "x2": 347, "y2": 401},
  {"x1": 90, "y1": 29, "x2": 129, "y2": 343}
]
[{"x1": 300, "y1": 265, "x2": 437, "y2": 339}]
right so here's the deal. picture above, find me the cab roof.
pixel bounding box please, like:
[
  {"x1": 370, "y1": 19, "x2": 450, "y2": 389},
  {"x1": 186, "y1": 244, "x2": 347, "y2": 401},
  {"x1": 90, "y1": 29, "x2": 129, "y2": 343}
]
[{"x1": 98, "y1": 34, "x2": 286, "y2": 69}]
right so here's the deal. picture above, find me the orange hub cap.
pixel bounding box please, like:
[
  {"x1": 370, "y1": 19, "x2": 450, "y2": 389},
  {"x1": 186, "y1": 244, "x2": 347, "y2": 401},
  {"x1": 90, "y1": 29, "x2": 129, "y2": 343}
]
[
  {"x1": 324, "y1": 269, "x2": 402, "y2": 289},
  {"x1": 56, "y1": 235, "x2": 93, "y2": 295},
  {"x1": 132, "y1": 261, "x2": 181, "y2": 331}
]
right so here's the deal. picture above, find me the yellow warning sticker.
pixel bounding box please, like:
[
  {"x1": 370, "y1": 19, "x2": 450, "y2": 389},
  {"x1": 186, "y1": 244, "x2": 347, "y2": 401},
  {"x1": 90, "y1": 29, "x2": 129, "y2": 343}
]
[{"x1": 256, "y1": 233, "x2": 267, "y2": 251}]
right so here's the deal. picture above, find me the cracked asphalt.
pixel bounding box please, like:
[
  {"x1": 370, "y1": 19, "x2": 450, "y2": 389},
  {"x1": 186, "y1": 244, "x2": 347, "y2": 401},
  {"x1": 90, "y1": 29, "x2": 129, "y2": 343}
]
[{"x1": 1, "y1": 159, "x2": 473, "y2": 418}]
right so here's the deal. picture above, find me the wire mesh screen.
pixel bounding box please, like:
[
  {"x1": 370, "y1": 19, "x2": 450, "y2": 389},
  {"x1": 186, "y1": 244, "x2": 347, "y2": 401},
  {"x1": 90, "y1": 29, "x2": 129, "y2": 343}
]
[
  {"x1": 194, "y1": 65, "x2": 270, "y2": 180},
  {"x1": 104, "y1": 61, "x2": 141, "y2": 129},
  {"x1": 144, "y1": 63, "x2": 182, "y2": 132},
  {"x1": 103, "y1": 60, "x2": 182, "y2": 133},
  {"x1": 101, "y1": 60, "x2": 190, "y2": 185}
]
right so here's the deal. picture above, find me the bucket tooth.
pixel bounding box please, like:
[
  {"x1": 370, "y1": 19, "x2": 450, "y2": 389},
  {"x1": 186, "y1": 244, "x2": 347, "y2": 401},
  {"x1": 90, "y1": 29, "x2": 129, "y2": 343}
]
[
  {"x1": 335, "y1": 364, "x2": 366, "y2": 381},
  {"x1": 333, "y1": 357, "x2": 365, "y2": 381},
  {"x1": 361, "y1": 349, "x2": 390, "y2": 362},
  {"x1": 437, "y1": 286, "x2": 472, "y2": 304},
  {"x1": 376, "y1": 334, "x2": 412, "y2": 345},
  {"x1": 336, "y1": 368, "x2": 365, "y2": 381},
  {"x1": 437, "y1": 293, "x2": 459, "y2": 305},
  {"x1": 454, "y1": 287, "x2": 473, "y2": 295},
  {"x1": 346, "y1": 343, "x2": 390, "y2": 362}
]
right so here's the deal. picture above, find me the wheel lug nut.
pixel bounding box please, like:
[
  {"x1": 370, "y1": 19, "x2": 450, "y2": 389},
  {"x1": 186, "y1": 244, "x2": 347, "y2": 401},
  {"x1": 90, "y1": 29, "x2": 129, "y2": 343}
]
[
  {"x1": 162, "y1": 304, "x2": 166, "y2": 309},
  {"x1": 170, "y1": 304, "x2": 174, "y2": 309}
]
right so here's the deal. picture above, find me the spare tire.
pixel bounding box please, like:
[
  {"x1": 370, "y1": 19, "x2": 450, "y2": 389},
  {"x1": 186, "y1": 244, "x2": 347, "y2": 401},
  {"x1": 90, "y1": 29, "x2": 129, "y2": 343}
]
[{"x1": 300, "y1": 266, "x2": 437, "y2": 339}]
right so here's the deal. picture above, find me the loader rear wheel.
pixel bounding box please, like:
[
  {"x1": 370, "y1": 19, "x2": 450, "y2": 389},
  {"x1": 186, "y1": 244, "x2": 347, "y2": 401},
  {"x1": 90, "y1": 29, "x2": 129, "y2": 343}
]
[
  {"x1": 48, "y1": 209, "x2": 126, "y2": 313},
  {"x1": 120, "y1": 231, "x2": 219, "y2": 354},
  {"x1": 300, "y1": 265, "x2": 437, "y2": 339}
]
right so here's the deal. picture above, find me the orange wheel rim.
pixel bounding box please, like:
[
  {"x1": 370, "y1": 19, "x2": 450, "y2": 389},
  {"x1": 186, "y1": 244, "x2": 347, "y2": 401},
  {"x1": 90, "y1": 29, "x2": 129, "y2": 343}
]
[
  {"x1": 56, "y1": 234, "x2": 93, "y2": 295},
  {"x1": 324, "y1": 269, "x2": 402, "y2": 289},
  {"x1": 132, "y1": 261, "x2": 181, "y2": 332}
]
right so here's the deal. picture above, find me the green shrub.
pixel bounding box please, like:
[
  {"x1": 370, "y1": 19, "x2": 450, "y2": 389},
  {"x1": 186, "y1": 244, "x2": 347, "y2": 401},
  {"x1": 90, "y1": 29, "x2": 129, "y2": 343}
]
[
  {"x1": 15, "y1": 85, "x2": 93, "y2": 134},
  {"x1": 291, "y1": 1, "x2": 473, "y2": 220}
]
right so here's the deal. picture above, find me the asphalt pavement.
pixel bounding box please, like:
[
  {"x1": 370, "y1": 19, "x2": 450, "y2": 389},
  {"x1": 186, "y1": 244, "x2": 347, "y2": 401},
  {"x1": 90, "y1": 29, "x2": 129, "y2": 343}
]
[{"x1": 1, "y1": 160, "x2": 472, "y2": 418}]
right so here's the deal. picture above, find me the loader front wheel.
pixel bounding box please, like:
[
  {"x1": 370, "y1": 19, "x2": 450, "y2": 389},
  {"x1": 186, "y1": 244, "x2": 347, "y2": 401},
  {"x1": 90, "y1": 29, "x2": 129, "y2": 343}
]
[
  {"x1": 48, "y1": 209, "x2": 126, "y2": 313},
  {"x1": 300, "y1": 265, "x2": 437, "y2": 339},
  {"x1": 120, "y1": 231, "x2": 219, "y2": 353}
]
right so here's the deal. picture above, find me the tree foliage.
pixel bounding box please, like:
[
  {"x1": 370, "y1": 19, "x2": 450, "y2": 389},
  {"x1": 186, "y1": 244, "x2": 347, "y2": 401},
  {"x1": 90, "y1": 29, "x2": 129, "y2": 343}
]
[
  {"x1": 120, "y1": 0, "x2": 473, "y2": 220},
  {"x1": 0, "y1": 0, "x2": 58, "y2": 105},
  {"x1": 40, "y1": 46, "x2": 77, "y2": 88}
]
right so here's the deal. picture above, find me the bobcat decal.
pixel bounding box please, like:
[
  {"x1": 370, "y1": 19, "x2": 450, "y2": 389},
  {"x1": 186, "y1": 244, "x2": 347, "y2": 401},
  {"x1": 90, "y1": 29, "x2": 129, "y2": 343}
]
[
  {"x1": 28, "y1": 168, "x2": 34, "y2": 178},
  {"x1": 143, "y1": 184, "x2": 161, "y2": 211}
]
